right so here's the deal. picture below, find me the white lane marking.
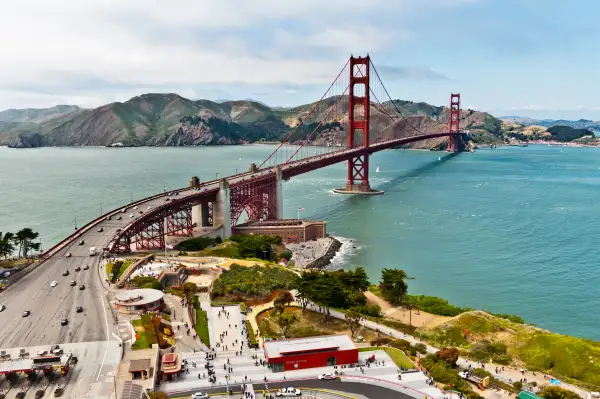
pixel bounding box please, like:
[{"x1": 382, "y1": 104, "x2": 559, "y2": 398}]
[{"x1": 95, "y1": 289, "x2": 110, "y2": 382}]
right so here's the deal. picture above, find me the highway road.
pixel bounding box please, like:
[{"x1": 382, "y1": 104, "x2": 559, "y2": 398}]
[
  {"x1": 169, "y1": 378, "x2": 413, "y2": 399},
  {"x1": 0, "y1": 188, "x2": 203, "y2": 348}
]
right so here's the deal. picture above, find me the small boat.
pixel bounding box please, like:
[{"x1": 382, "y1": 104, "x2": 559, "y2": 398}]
[
  {"x1": 438, "y1": 157, "x2": 441, "y2": 161},
  {"x1": 376, "y1": 167, "x2": 380, "y2": 172}
]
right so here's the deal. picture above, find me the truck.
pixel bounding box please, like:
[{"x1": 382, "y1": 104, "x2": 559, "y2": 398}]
[{"x1": 89, "y1": 247, "x2": 97, "y2": 256}]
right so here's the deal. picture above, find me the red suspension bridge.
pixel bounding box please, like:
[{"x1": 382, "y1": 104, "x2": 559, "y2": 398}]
[{"x1": 98, "y1": 55, "x2": 468, "y2": 254}]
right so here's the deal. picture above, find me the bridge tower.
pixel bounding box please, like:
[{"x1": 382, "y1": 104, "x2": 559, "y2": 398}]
[
  {"x1": 447, "y1": 93, "x2": 461, "y2": 152},
  {"x1": 334, "y1": 55, "x2": 383, "y2": 195}
]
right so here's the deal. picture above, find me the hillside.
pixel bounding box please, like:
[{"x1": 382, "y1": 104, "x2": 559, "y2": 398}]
[
  {"x1": 0, "y1": 94, "x2": 504, "y2": 149},
  {"x1": 500, "y1": 116, "x2": 600, "y2": 131}
]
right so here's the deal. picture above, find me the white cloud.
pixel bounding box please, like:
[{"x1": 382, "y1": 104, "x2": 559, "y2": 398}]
[{"x1": 0, "y1": 0, "x2": 478, "y2": 109}]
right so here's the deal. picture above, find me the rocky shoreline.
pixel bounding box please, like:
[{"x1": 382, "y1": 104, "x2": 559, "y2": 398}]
[{"x1": 303, "y1": 236, "x2": 342, "y2": 269}]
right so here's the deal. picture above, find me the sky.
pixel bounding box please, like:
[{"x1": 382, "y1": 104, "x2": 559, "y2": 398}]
[{"x1": 1, "y1": 0, "x2": 599, "y2": 120}]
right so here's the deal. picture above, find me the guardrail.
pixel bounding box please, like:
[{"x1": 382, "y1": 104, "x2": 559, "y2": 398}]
[{"x1": 341, "y1": 375, "x2": 435, "y2": 399}]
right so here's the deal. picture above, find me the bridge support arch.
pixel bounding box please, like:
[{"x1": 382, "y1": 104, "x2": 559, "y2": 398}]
[{"x1": 334, "y1": 55, "x2": 383, "y2": 195}]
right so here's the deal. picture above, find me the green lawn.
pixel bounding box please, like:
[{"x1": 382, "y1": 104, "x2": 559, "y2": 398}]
[
  {"x1": 131, "y1": 319, "x2": 150, "y2": 350},
  {"x1": 106, "y1": 260, "x2": 133, "y2": 280},
  {"x1": 358, "y1": 346, "x2": 414, "y2": 369},
  {"x1": 195, "y1": 309, "x2": 210, "y2": 346}
]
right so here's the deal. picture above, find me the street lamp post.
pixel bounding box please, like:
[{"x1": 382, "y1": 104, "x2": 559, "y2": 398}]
[
  {"x1": 235, "y1": 168, "x2": 238, "y2": 175},
  {"x1": 216, "y1": 173, "x2": 219, "y2": 179}
]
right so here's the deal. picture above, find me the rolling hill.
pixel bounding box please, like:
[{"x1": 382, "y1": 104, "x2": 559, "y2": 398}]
[{"x1": 0, "y1": 94, "x2": 505, "y2": 149}]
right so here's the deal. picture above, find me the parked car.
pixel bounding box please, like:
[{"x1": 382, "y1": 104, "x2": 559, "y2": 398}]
[
  {"x1": 75, "y1": 266, "x2": 81, "y2": 272},
  {"x1": 129, "y1": 214, "x2": 134, "y2": 218},
  {"x1": 0, "y1": 305, "x2": 5, "y2": 312},
  {"x1": 76, "y1": 306, "x2": 83, "y2": 313},
  {"x1": 79, "y1": 285, "x2": 85, "y2": 290},
  {"x1": 318, "y1": 373, "x2": 337, "y2": 380},
  {"x1": 65, "y1": 252, "x2": 72, "y2": 258},
  {"x1": 97, "y1": 227, "x2": 103, "y2": 233},
  {"x1": 50, "y1": 280, "x2": 58, "y2": 287},
  {"x1": 22, "y1": 310, "x2": 31, "y2": 317},
  {"x1": 116, "y1": 216, "x2": 122, "y2": 220},
  {"x1": 83, "y1": 264, "x2": 89, "y2": 270},
  {"x1": 62, "y1": 270, "x2": 69, "y2": 276},
  {"x1": 78, "y1": 240, "x2": 85, "y2": 246},
  {"x1": 60, "y1": 318, "x2": 68, "y2": 326},
  {"x1": 70, "y1": 280, "x2": 76, "y2": 286},
  {"x1": 191, "y1": 393, "x2": 209, "y2": 399},
  {"x1": 275, "y1": 388, "x2": 302, "y2": 397}
]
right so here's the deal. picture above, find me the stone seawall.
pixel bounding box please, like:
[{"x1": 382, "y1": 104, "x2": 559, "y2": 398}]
[{"x1": 305, "y1": 236, "x2": 342, "y2": 269}]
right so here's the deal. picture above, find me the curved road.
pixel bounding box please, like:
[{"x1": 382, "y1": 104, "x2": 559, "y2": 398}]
[{"x1": 170, "y1": 379, "x2": 413, "y2": 399}]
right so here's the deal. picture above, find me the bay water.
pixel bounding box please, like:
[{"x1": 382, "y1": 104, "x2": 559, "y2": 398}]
[{"x1": 1, "y1": 145, "x2": 599, "y2": 340}]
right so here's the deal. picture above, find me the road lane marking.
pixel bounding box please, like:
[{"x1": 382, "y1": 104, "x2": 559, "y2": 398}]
[{"x1": 95, "y1": 290, "x2": 110, "y2": 382}]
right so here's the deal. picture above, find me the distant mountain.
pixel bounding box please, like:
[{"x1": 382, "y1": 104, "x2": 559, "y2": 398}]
[
  {"x1": 500, "y1": 116, "x2": 600, "y2": 131},
  {"x1": 0, "y1": 93, "x2": 504, "y2": 149},
  {"x1": 0, "y1": 105, "x2": 82, "y2": 124}
]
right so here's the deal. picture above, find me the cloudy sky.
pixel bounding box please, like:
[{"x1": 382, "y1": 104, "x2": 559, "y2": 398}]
[{"x1": 1, "y1": 0, "x2": 598, "y2": 119}]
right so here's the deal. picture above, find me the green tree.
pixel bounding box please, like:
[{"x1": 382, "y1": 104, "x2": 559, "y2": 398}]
[
  {"x1": 182, "y1": 282, "x2": 198, "y2": 304},
  {"x1": 15, "y1": 228, "x2": 39, "y2": 258},
  {"x1": 344, "y1": 307, "x2": 363, "y2": 338},
  {"x1": 0, "y1": 232, "x2": 15, "y2": 259},
  {"x1": 539, "y1": 386, "x2": 581, "y2": 399},
  {"x1": 380, "y1": 268, "x2": 408, "y2": 305},
  {"x1": 276, "y1": 311, "x2": 298, "y2": 338}
]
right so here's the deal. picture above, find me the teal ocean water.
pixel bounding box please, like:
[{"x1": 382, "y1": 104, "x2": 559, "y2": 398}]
[{"x1": 1, "y1": 145, "x2": 599, "y2": 340}]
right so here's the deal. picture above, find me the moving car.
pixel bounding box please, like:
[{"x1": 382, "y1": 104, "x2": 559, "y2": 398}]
[
  {"x1": 117, "y1": 216, "x2": 122, "y2": 220},
  {"x1": 129, "y1": 214, "x2": 134, "y2": 218},
  {"x1": 0, "y1": 305, "x2": 5, "y2": 312},
  {"x1": 318, "y1": 373, "x2": 337, "y2": 380},
  {"x1": 62, "y1": 270, "x2": 69, "y2": 276},
  {"x1": 164, "y1": 198, "x2": 170, "y2": 202},
  {"x1": 78, "y1": 240, "x2": 85, "y2": 246},
  {"x1": 76, "y1": 306, "x2": 83, "y2": 313},
  {"x1": 70, "y1": 280, "x2": 76, "y2": 286},
  {"x1": 83, "y1": 264, "x2": 89, "y2": 270},
  {"x1": 133, "y1": 206, "x2": 138, "y2": 210},
  {"x1": 79, "y1": 285, "x2": 85, "y2": 290},
  {"x1": 65, "y1": 252, "x2": 72, "y2": 258},
  {"x1": 106, "y1": 215, "x2": 112, "y2": 220},
  {"x1": 191, "y1": 393, "x2": 209, "y2": 399},
  {"x1": 22, "y1": 310, "x2": 31, "y2": 317},
  {"x1": 275, "y1": 388, "x2": 302, "y2": 397},
  {"x1": 75, "y1": 266, "x2": 81, "y2": 272},
  {"x1": 60, "y1": 318, "x2": 68, "y2": 326},
  {"x1": 50, "y1": 280, "x2": 58, "y2": 287},
  {"x1": 121, "y1": 209, "x2": 126, "y2": 213},
  {"x1": 97, "y1": 227, "x2": 103, "y2": 233}
]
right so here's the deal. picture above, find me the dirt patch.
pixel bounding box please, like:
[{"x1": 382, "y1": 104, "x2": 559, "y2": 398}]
[{"x1": 365, "y1": 291, "x2": 451, "y2": 329}]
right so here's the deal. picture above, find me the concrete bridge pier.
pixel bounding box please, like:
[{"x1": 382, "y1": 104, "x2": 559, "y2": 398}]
[
  {"x1": 213, "y1": 179, "x2": 232, "y2": 238},
  {"x1": 191, "y1": 202, "x2": 211, "y2": 228},
  {"x1": 274, "y1": 165, "x2": 283, "y2": 219}
]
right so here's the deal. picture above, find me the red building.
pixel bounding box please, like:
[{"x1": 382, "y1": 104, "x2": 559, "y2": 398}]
[{"x1": 263, "y1": 335, "x2": 358, "y2": 372}]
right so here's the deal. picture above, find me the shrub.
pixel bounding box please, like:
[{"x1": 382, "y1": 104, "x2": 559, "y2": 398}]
[
  {"x1": 390, "y1": 339, "x2": 411, "y2": 351},
  {"x1": 176, "y1": 237, "x2": 215, "y2": 251},
  {"x1": 355, "y1": 304, "x2": 381, "y2": 317},
  {"x1": 405, "y1": 294, "x2": 465, "y2": 316},
  {"x1": 414, "y1": 343, "x2": 427, "y2": 354},
  {"x1": 513, "y1": 381, "x2": 523, "y2": 390},
  {"x1": 370, "y1": 337, "x2": 392, "y2": 346},
  {"x1": 539, "y1": 386, "x2": 582, "y2": 399},
  {"x1": 246, "y1": 321, "x2": 257, "y2": 345},
  {"x1": 436, "y1": 347, "x2": 459, "y2": 367},
  {"x1": 214, "y1": 236, "x2": 223, "y2": 244},
  {"x1": 212, "y1": 264, "x2": 299, "y2": 297}
]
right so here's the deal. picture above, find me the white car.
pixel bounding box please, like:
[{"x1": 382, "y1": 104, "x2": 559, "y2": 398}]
[
  {"x1": 133, "y1": 206, "x2": 138, "y2": 210},
  {"x1": 275, "y1": 388, "x2": 302, "y2": 397},
  {"x1": 50, "y1": 280, "x2": 58, "y2": 287},
  {"x1": 318, "y1": 373, "x2": 337, "y2": 380},
  {"x1": 129, "y1": 213, "x2": 134, "y2": 218},
  {"x1": 191, "y1": 393, "x2": 209, "y2": 399}
]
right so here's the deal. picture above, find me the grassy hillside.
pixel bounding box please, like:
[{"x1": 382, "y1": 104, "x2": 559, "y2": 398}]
[{"x1": 420, "y1": 311, "x2": 600, "y2": 389}]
